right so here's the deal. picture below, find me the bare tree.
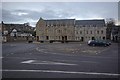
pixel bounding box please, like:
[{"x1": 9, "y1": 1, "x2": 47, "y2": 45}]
[
  {"x1": 106, "y1": 18, "x2": 115, "y2": 26},
  {"x1": 106, "y1": 18, "x2": 115, "y2": 40}
]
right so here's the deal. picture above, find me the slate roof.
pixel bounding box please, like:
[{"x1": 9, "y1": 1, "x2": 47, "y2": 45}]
[
  {"x1": 75, "y1": 19, "x2": 105, "y2": 26},
  {"x1": 41, "y1": 18, "x2": 105, "y2": 27},
  {"x1": 45, "y1": 19, "x2": 75, "y2": 21},
  {"x1": 45, "y1": 19, "x2": 75, "y2": 25}
]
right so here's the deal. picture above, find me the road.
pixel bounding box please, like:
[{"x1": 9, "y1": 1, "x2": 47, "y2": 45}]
[{"x1": 2, "y1": 42, "x2": 119, "y2": 78}]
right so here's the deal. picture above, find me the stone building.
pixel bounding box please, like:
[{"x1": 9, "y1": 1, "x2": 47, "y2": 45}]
[
  {"x1": 36, "y1": 18, "x2": 75, "y2": 42},
  {"x1": 75, "y1": 20, "x2": 106, "y2": 42},
  {"x1": 36, "y1": 18, "x2": 106, "y2": 42}
]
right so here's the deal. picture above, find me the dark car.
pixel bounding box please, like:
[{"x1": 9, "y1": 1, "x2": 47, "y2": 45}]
[
  {"x1": 88, "y1": 40, "x2": 110, "y2": 47},
  {"x1": 104, "y1": 40, "x2": 111, "y2": 45},
  {"x1": 28, "y1": 40, "x2": 33, "y2": 43}
]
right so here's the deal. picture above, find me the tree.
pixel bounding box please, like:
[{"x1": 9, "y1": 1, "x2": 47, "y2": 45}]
[
  {"x1": 32, "y1": 31, "x2": 36, "y2": 37},
  {"x1": 106, "y1": 18, "x2": 115, "y2": 25},
  {"x1": 106, "y1": 18, "x2": 115, "y2": 40}
]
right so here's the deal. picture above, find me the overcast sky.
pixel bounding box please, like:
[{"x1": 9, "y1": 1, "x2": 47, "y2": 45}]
[{"x1": 1, "y1": 2, "x2": 119, "y2": 27}]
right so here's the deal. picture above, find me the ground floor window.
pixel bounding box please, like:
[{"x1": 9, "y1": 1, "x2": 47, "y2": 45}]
[
  {"x1": 81, "y1": 37, "x2": 84, "y2": 41},
  {"x1": 103, "y1": 36, "x2": 105, "y2": 40},
  {"x1": 92, "y1": 37, "x2": 95, "y2": 40},
  {"x1": 59, "y1": 36, "x2": 61, "y2": 40},
  {"x1": 36, "y1": 36, "x2": 39, "y2": 41},
  {"x1": 46, "y1": 36, "x2": 49, "y2": 40}
]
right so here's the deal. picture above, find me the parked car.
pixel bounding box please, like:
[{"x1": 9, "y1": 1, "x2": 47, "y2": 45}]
[
  {"x1": 104, "y1": 40, "x2": 111, "y2": 45},
  {"x1": 88, "y1": 40, "x2": 111, "y2": 47},
  {"x1": 28, "y1": 40, "x2": 33, "y2": 43}
]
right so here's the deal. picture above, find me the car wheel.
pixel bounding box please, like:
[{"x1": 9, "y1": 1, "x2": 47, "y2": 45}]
[
  {"x1": 92, "y1": 44, "x2": 95, "y2": 46},
  {"x1": 104, "y1": 44, "x2": 107, "y2": 47}
]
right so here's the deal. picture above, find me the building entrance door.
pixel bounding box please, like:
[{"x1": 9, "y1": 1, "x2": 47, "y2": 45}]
[
  {"x1": 81, "y1": 37, "x2": 84, "y2": 41},
  {"x1": 36, "y1": 36, "x2": 39, "y2": 41},
  {"x1": 46, "y1": 36, "x2": 49, "y2": 40},
  {"x1": 62, "y1": 36, "x2": 64, "y2": 41},
  {"x1": 65, "y1": 36, "x2": 67, "y2": 41},
  {"x1": 92, "y1": 37, "x2": 95, "y2": 40},
  {"x1": 103, "y1": 37, "x2": 105, "y2": 40}
]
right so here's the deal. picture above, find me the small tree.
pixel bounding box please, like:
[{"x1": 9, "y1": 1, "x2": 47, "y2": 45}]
[
  {"x1": 106, "y1": 18, "x2": 115, "y2": 40},
  {"x1": 32, "y1": 31, "x2": 36, "y2": 37},
  {"x1": 106, "y1": 18, "x2": 115, "y2": 26}
]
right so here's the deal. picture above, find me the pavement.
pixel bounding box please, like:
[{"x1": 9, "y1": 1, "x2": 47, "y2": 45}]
[{"x1": 1, "y1": 42, "x2": 119, "y2": 78}]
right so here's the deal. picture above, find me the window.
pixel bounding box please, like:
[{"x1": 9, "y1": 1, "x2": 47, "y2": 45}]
[
  {"x1": 91, "y1": 31, "x2": 92, "y2": 34},
  {"x1": 59, "y1": 36, "x2": 60, "y2": 40},
  {"x1": 69, "y1": 36, "x2": 71, "y2": 39},
  {"x1": 76, "y1": 37, "x2": 77, "y2": 40},
  {"x1": 86, "y1": 31, "x2": 88, "y2": 34},
  {"x1": 101, "y1": 30, "x2": 103, "y2": 34},
  {"x1": 63, "y1": 24, "x2": 65, "y2": 26},
  {"x1": 80, "y1": 31, "x2": 82, "y2": 34},
  {"x1": 46, "y1": 36, "x2": 49, "y2": 40},
  {"x1": 58, "y1": 30, "x2": 61, "y2": 33},
  {"x1": 93, "y1": 25, "x2": 96, "y2": 27},
  {"x1": 97, "y1": 31, "x2": 99, "y2": 34},
  {"x1": 76, "y1": 31, "x2": 78, "y2": 34},
  {"x1": 76, "y1": 25, "x2": 78, "y2": 27},
  {"x1": 103, "y1": 37, "x2": 105, "y2": 40}
]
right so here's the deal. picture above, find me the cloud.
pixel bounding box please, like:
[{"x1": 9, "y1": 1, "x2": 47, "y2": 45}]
[
  {"x1": 11, "y1": 12, "x2": 28, "y2": 16},
  {"x1": 2, "y1": 9, "x2": 23, "y2": 22},
  {"x1": 2, "y1": 2, "x2": 118, "y2": 26},
  {"x1": 118, "y1": 1, "x2": 120, "y2": 23},
  {"x1": 2, "y1": 8, "x2": 62, "y2": 26},
  {"x1": 2, "y1": 8, "x2": 75, "y2": 26}
]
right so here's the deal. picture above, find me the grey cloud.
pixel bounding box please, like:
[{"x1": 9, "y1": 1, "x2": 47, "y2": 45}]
[
  {"x1": 2, "y1": 8, "x2": 76, "y2": 23},
  {"x1": 118, "y1": 4, "x2": 120, "y2": 21},
  {"x1": 2, "y1": 9, "x2": 24, "y2": 22},
  {"x1": 2, "y1": 2, "x2": 118, "y2": 26}
]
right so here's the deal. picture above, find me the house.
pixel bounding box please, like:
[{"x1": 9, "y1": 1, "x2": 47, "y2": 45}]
[
  {"x1": 36, "y1": 18, "x2": 75, "y2": 42},
  {"x1": 111, "y1": 25, "x2": 120, "y2": 42},
  {"x1": 36, "y1": 18, "x2": 106, "y2": 43},
  {"x1": 2, "y1": 21, "x2": 34, "y2": 42},
  {"x1": 75, "y1": 20, "x2": 106, "y2": 42}
]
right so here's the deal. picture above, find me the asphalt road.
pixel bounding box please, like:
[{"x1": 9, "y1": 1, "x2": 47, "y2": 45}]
[{"x1": 1, "y1": 42, "x2": 119, "y2": 78}]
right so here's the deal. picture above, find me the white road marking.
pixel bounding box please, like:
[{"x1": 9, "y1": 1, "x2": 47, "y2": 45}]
[
  {"x1": 1, "y1": 69, "x2": 120, "y2": 76},
  {"x1": 21, "y1": 60, "x2": 35, "y2": 63},
  {"x1": 29, "y1": 62, "x2": 77, "y2": 65},
  {"x1": 21, "y1": 60, "x2": 77, "y2": 66},
  {"x1": 0, "y1": 57, "x2": 3, "y2": 59}
]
